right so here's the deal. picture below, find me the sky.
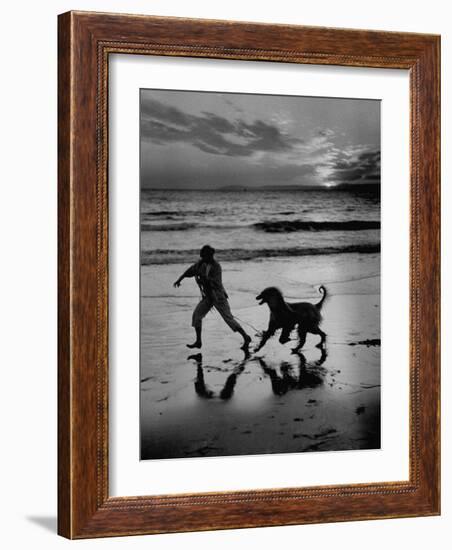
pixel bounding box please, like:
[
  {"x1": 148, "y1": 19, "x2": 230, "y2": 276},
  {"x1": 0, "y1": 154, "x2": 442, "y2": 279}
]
[{"x1": 140, "y1": 89, "x2": 380, "y2": 189}]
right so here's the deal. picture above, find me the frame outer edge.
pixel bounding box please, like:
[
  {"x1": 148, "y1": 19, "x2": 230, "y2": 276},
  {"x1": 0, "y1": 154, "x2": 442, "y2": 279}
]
[
  {"x1": 408, "y1": 38, "x2": 441, "y2": 516},
  {"x1": 57, "y1": 11, "x2": 441, "y2": 538},
  {"x1": 57, "y1": 11, "x2": 73, "y2": 539},
  {"x1": 409, "y1": 37, "x2": 441, "y2": 516},
  {"x1": 422, "y1": 36, "x2": 441, "y2": 514},
  {"x1": 437, "y1": 36, "x2": 441, "y2": 516}
]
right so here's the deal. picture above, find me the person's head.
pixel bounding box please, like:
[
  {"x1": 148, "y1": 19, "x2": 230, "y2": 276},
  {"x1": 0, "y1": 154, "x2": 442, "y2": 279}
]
[{"x1": 200, "y1": 245, "x2": 215, "y2": 262}]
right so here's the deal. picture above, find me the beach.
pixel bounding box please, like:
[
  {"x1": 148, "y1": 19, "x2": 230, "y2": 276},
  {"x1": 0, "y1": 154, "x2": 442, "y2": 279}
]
[
  {"x1": 139, "y1": 90, "x2": 382, "y2": 461},
  {"x1": 140, "y1": 251, "x2": 380, "y2": 460}
]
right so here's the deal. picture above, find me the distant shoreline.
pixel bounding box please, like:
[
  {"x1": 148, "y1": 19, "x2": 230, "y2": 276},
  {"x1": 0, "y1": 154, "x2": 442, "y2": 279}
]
[{"x1": 141, "y1": 183, "x2": 381, "y2": 192}]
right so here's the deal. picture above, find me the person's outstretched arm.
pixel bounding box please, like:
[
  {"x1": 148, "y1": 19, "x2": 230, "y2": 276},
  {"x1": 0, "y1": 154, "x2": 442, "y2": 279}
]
[{"x1": 173, "y1": 263, "x2": 197, "y2": 287}]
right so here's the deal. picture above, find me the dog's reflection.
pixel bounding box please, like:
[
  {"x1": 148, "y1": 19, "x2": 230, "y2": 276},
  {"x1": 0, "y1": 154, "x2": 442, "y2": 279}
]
[
  {"x1": 257, "y1": 348, "x2": 327, "y2": 396},
  {"x1": 188, "y1": 348, "x2": 251, "y2": 400}
]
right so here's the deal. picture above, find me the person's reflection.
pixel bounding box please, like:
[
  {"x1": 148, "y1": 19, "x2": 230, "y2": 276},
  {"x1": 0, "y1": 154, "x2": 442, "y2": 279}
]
[
  {"x1": 257, "y1": 348, "x2": 327, "y2": 396},
  {"x1": 188, "y1": 348, "x2": 251, "y2": 400}
]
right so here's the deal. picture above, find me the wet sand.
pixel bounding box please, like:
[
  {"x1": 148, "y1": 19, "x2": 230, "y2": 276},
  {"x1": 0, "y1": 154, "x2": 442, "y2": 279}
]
[{"x1": 140, "y1": 252, "x2": 380, "y2": 460}]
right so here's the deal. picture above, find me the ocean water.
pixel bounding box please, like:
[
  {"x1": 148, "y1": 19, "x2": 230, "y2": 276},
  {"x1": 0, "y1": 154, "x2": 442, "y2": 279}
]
[{"x1": 140, "y1": 188, "x2": 380, "y2": 265}]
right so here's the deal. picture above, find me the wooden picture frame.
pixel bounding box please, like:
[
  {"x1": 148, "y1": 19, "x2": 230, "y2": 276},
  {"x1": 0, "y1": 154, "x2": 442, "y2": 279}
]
[{"x1": 58, "y1": 11, "x2": 440, "y2": 539}]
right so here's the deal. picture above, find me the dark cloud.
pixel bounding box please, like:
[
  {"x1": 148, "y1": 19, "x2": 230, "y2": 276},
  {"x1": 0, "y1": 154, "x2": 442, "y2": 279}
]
[
  {"x1": 141, "y1": 98, "x2": 303, "y2": 158},
  {"x1": 327, "y1": 148, "x2": 380, "y2": 185},
  {"x1": 317, "y1": 128, "x2": 335, "y2": 137},
  {"x1": 141, "y1": 99, "x2": 191, "y2": 127},
  {"x1": 201, "y1": 111, "x2": 236, "y2": 133}
]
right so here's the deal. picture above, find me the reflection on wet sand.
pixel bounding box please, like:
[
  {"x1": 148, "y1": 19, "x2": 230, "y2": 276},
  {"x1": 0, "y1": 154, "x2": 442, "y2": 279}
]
[
  {"x1": 257, "y1": 349, "x2": 327, "y2": 396},
  {"x1": 189, "y1": 347, "x2": 328, "y2": 400},
  {"x1": 141, "y1": 340, "x2": 380, "y2": 459},
  {"x1": 188, "y1": 348, "x2": 251, "y2": 400}
]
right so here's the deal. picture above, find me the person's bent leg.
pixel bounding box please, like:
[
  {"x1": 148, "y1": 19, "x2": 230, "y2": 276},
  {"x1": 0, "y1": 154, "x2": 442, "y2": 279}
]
[
  {"x1": 215, "y1": 299, "x2": 251, "y2": 347},
  {"x1": 188, "y1": 298, "x2": 212, "y2": 348}
]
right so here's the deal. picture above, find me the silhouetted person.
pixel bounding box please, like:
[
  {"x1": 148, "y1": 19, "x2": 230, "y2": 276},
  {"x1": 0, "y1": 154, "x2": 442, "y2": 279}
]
[{"x1": 174, "y1": 245, "x2": 251, "y2": 349}]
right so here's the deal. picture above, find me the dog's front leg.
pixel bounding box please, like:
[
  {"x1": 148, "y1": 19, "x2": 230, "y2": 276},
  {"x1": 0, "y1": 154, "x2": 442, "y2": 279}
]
[
  {"x1": 279, "y1": 325, "x2": 293, "y2": 345},
  {"x1": 255, "y1": 323, "x2": 277, "y2": 352}
]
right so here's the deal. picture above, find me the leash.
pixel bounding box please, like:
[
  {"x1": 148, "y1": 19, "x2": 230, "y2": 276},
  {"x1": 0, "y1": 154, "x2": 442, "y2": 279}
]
[
  {"x1": 209, "y1": 303, "x2": 262, "y2": 335},
  {"x1": 229, "y1": 313, "x2": 262, "y2": 335},
  {"x1": 195, "y1": 273, "x2": 262, "y2": 334}
]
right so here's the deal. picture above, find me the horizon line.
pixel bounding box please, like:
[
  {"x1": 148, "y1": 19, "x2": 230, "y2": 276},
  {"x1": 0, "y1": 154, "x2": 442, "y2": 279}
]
[{"x1": 141, "y1": 183, "x2": 381, "y2": 191}]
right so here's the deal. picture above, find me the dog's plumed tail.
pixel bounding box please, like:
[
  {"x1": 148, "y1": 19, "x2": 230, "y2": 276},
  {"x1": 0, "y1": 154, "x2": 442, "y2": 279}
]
[{"x1": 315, "y1": 285, "x2": 327, "y2": 310}]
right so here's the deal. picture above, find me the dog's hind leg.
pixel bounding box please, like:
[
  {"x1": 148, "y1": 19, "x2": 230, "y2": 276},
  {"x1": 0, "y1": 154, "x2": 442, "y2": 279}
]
[
  {"x1": 293, "y1": 326, "x2": 307, "y2": 351},
  {"x1": 311, "y1": 326, "x2": 326, "y2": 348}
]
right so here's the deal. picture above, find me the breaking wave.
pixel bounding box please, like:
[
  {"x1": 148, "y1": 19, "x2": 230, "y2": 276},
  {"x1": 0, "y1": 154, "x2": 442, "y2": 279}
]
[
  {"x1": 141, "y1": 219, "x2": 380, "y2": 233},
  {"x1": 253, "y1": 220, "x2": 380, "y2": 233}
]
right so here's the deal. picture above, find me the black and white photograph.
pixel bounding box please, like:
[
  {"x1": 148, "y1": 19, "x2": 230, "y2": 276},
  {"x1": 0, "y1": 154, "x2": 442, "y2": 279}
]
[{"x1": 139, "y1": 88, "x2": 381, "y2": 460}]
